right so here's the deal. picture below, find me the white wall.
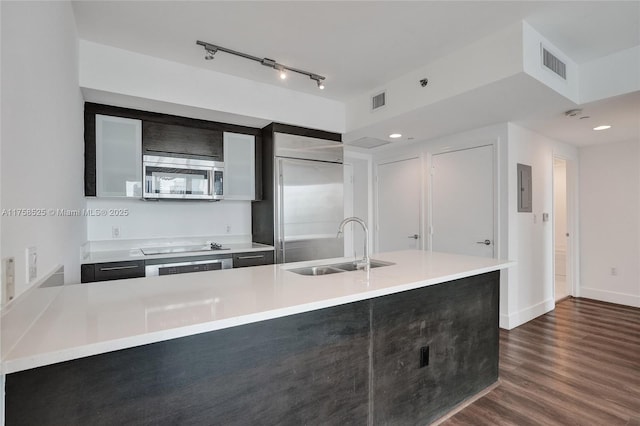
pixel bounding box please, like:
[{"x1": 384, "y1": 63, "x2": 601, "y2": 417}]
[
  {"x1": 370, "y1": 123, "x2": 514, "y2": 326},
  {"x1": 505, "y1": 123, "x2": 578, "y2": 328},
  {"x1": 522, "y1": 21, "x2": 579, "y2": 103},
  {"x1": 579, "y1": 141, "x2": 640, "y2": 307},
  {"x1": 579, "y1": 46, "x2": 640, "y2": 104},
  {"x1": 345, "y1": 22, "x2": 524, "y2": 132},
  {"x1": 85, "y1": 199, "x2": 251, "y2": 241},
  {"x1": 343, "y1": 152, "x2": 372, "y2": 258},
  {"x1": 79, "y1": 40, "x2": 346, "y2": 134},
  {"x1": 367, "y1": 122, "x2": 581, "y2": 329},
  {"x1": 1, "y1": 1, "x2": 86, "y2": 297}
]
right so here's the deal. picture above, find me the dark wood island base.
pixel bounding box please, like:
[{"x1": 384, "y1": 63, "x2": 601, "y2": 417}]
[{"x1": 6, "y1": 271, "x2": 499, "y2": 425}]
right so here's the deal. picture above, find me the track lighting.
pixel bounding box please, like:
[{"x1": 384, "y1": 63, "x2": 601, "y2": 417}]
[
  {"x1": 204, "y1": 47, "x2": 217, "y2": 61},
  {"x1": 310, "y1": 74, "x2": 325, "y2": 90},
  {"x1": 276, "y1": 66, "x2": 287, "y2": 80},
  {"x1": 196, "y1": 40, "x2": 326, "y2": 89}
]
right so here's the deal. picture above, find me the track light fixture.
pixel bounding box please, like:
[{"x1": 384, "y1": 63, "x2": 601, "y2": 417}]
[
  {"x1": 310, "y1": 74, "x2": 325, "y2": 90},
  {"x1": 196, "y1": 40, "x2": 326, "y2": 90},
  {"x1": 276, "y1": 65, "x2": 287, "y2": 80},
  {"x1": 204, "y1": 47, "x2": 217, "y2": 61}
]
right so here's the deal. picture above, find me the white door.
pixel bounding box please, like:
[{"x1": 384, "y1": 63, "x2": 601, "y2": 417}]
[
  {"x1": 376, "y1": 157, "x2": 422, "y2": 252},
  {"x1": 343, "y1": 163, "x2": 355, "y2": 256},
  {"x1": 431, "y1": 145, "x2": 494, "y2": 257}
]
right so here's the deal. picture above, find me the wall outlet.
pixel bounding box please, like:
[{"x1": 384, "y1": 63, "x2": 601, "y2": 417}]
[
  {"x1": 611, "y1": 267, "x2": 618, "y2": 276},
  {"x1": 2, "y1": 257, "x2": 16, "y2": 304},
  {"x1": 27, "y1": 246, "x2": 37, "y2": 282},
  {"x1": 226, "y1": 225, "x2": 231, "y2": 234},
  {"x1": 419, "y1": 346, "x2": 430, "y2": 368},
  {"x1": 112, "y1": 226, "x2": 121, "y2": 239}
]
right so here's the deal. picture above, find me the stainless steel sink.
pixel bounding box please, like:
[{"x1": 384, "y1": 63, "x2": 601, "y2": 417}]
[
  {"x1": 329, "y1": 259, "x2": 394, "y2": 271},
  {"x1": 288, "y1": 259, "x2": 394, "y2": 276},
  {"x1": 289, "y1": 266, "x2": 345, "y2": 276}
]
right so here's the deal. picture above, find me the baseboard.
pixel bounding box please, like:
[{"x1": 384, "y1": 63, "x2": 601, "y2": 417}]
[
  {"x1": 580, "y1": 287, "x2": 640, "y2": 308},
  {"x1": 499, "y1": 314, "x2": 510, "y2": 329},
  {"x1": 431, "y1": 379, "x2": 501, "y2": 425},
  {"x1": 501, "y1": 298, "x2": 555, "y2": 330}
]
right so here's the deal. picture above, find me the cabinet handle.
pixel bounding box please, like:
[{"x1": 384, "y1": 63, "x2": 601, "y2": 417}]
[
  {"x1": 237, "y1": 255, "x2": 265, "y2": 260},
  {"x1": 99, "y1": 265, "x2": 139, "y2": 271}
]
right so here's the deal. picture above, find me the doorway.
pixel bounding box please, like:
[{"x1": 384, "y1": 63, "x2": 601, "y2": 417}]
[
  {"x1": 376, "y1": 157, "x2": 422, "y2": 252},
  {"x1": 430, "y1": 145, "x2": 495, "y2": 257},
  {"x1": 554, "y1": 157, "x2": 569, "y2": 300}
]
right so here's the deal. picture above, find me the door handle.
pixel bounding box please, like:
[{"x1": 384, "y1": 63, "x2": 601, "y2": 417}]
[
  {"x1": 99, "y1": 265, "x2": 140, "y2": 271},
  {"x1": 476, "y1": 239, "x2": 491, "y2": 246},
  {"x1": 408, "y1": 234, "x2": 419, "y2": 240}
]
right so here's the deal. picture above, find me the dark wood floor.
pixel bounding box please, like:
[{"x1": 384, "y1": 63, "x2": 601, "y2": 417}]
[{"x1": 442, "y1": 298, "x2": 640, "y2": 426}]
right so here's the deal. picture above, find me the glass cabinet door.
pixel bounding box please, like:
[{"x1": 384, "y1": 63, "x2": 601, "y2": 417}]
[
  {"x1": 223, "y1": 132, "x2": 255, "y2": 200},
  {"x1": 95, "y1": 115, "x2": 142, "y2": 197}
]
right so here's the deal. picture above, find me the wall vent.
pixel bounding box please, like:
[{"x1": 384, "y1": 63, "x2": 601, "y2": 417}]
[
  {"x1": 371, "y1": 91, "x2": 386, "y2": 110},
  {"x1": 348, "y1": 137, "x2": 390, "y2": 149},
  {"x1": 541, "y1": 46, "x2": 566, "y2": 80}
]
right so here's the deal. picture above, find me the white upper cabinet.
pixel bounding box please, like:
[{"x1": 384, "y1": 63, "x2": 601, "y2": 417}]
[
  {"x1": 223, "y1": 132, "x2": 255, "y2": 200},
  {"x1": 95, "y1": 114, "x2": 142, "y2": 197}
]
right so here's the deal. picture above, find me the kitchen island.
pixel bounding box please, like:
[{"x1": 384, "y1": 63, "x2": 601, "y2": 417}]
[{"x1": 2, "y1": 250, "x2": 512, "y2": 425}]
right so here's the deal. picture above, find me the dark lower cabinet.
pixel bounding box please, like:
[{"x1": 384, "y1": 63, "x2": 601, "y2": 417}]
[
  {"x1": 232, "y1": 250, "x2": 274, "y2": 268},
  {"x1": 6, "y1": 271, "x2": 499, "y2": 425},
  {"x1": 81, "y1": 260, "x2": 145, "y2": 283},
  {"x1": 371, "y1": 272, "x2": 499, "y2": 424}
]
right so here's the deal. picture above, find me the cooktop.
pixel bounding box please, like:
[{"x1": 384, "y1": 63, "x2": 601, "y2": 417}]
[{"x1": 141, "y1": 243, "x2": 229, "y2": 256}]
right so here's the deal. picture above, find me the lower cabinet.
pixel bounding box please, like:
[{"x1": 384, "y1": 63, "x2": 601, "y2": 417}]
[
  {"x1": 6, "y1": 272, "x2": 499, "y2": 425},
  {"x1": 81, "y1": 251, "x2": 275, "y2": 283},
  {"x1": 81, "y1": 260, "x2": 145, "y2": 283},
  {"x1": 232, "y1": 250, "x2": 274, "y2": 268}
]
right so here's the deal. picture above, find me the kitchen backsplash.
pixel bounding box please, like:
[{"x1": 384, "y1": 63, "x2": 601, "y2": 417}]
[{"x1": 85, "y1": 198, "x2": 252, "y2": 241}]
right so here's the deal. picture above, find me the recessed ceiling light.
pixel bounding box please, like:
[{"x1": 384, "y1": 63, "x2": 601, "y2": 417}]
[
  {"x1": 389, "y1": 133, "x2": 402, "y2": 139},
  {"x1": 593, "y1": 125, "x2": 612, "y2": 131}
]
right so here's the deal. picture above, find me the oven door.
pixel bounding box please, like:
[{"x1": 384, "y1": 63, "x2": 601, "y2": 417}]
[
  {"x1": 143, "y1": 155, "x2": 223, "y2": 200},
  {"x1": 145, "y1": 257, "x2": 233, "y2": 277}
]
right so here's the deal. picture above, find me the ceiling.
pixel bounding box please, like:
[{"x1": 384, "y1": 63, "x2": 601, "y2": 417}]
[{"x1": 72, "y1": 1, "x2": 640, "y2": 147}]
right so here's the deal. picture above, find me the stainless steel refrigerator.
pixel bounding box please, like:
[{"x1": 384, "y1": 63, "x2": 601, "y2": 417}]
[{"x1": 252, "y1": 128, "x2": 344, "y2": 264}]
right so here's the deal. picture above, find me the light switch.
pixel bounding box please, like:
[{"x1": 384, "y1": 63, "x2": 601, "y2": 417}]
[{"x1": 27, "y1": 246, "x2": 37, "y2": 282}]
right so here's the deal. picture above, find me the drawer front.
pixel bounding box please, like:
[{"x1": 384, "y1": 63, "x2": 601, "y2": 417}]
[
  {"x1": 232, "y1": 251, "x2": 274, "y2": 268},
  {"x1": 90, "y1": 260, "x2": 146, "y2": 283}
]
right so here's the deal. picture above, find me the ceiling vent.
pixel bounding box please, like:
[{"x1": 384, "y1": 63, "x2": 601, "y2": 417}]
[
  {"x1": 541, "y1": 46, "x2": 566, "y2": 80},
  {"x1": 348, "y1": 137, "x2": 390, "y2": 149},
  {"x1": 371, "y1": 91, "x2": 386, "y2": 110}
]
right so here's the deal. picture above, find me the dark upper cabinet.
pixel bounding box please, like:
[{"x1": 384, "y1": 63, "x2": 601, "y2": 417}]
[
  {"x1": 143, "y1": 122, "x2": 223, "y2": 160},
  {"x1": 84, "y1": 103, "x2": 263, "y2": 199}
]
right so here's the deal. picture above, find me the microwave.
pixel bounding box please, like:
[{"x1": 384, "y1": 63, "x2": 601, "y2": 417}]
[{"x1": 142, "y1": 155, "x2": 224, "y2": 201}]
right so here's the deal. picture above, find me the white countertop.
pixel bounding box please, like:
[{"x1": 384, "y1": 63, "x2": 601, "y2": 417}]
[
  {"x1": 1, "y1": 250, "x2": 513, "y2": 374},
  {"x1": 82, "y1": 242, "x2": 274, "y2": 264}
]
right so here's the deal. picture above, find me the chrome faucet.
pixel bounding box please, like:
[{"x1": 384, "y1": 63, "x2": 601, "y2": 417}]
[{"x1": 337, "y1": 217, "x2": 370, "y2": 270}]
